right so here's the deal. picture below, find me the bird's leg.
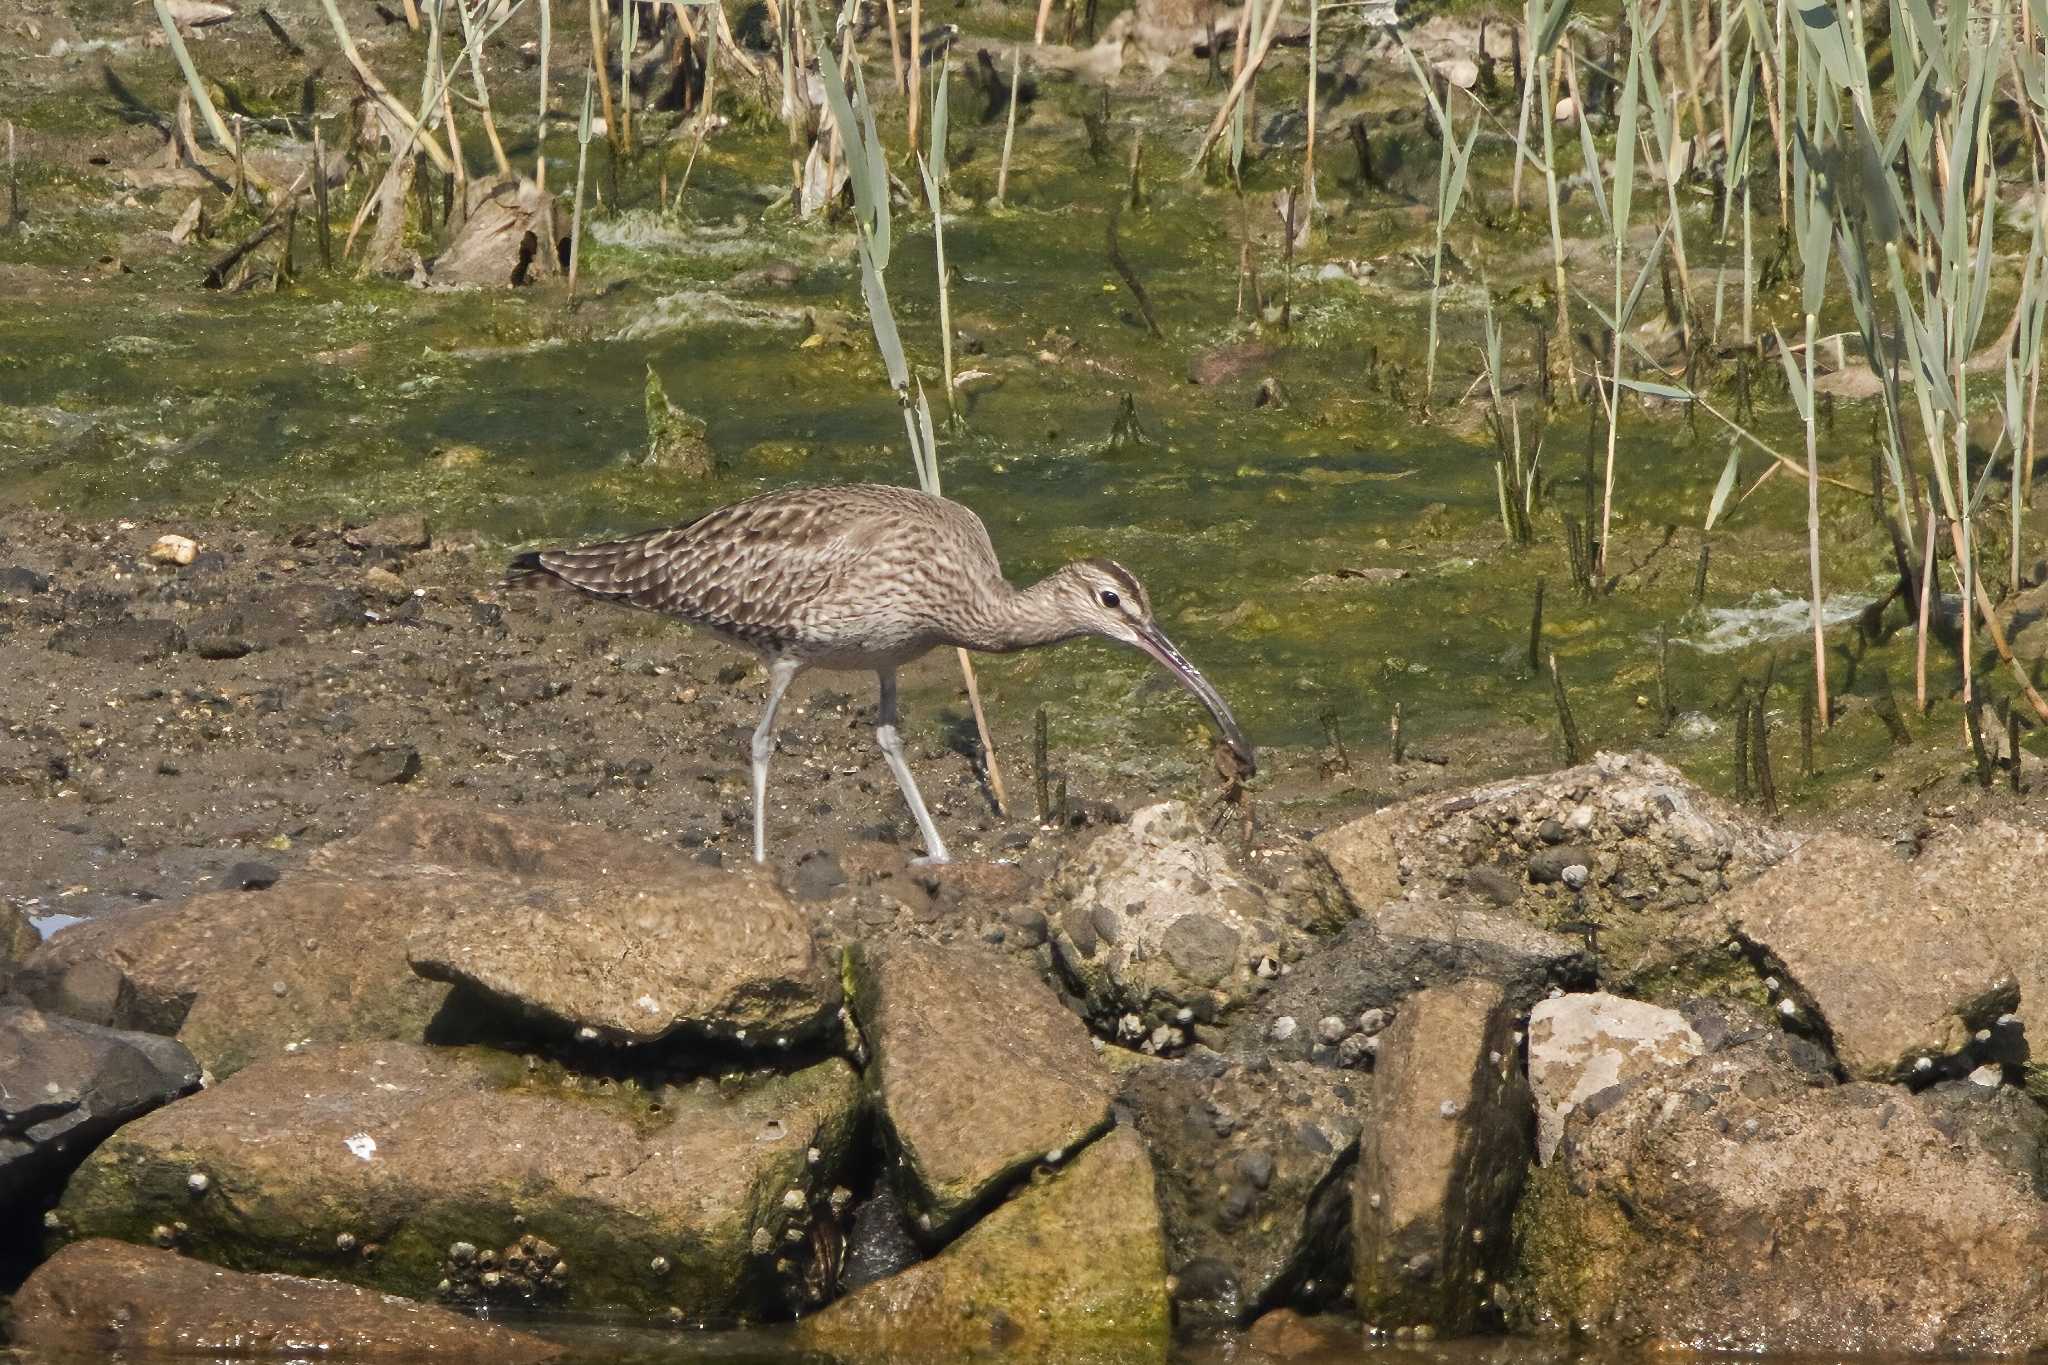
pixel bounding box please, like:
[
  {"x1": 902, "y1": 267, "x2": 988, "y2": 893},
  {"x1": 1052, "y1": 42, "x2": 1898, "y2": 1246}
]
[
  {"x1": 876, "y1": 669, "x2": 951, "y2": 865},
  {"x1": 750, "y1": 658, "x2": 801, "y2": 865}
]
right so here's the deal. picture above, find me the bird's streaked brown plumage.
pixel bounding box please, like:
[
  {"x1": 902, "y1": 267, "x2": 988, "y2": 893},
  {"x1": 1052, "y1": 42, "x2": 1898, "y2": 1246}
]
[{"x1": 509, "y1": 482, "x2": 1253, "y2": 865}]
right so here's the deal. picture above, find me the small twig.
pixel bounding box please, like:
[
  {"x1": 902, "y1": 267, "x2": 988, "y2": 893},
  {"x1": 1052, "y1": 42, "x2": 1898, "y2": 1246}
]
[
  {"x1": 1034, "y1": 705, "x2": 1051, "y2": 823},
  {"x1": 203, "y1": 218, "x2": 285, "y2": 287},
  {"x1": 311, "y1": 125, "x2": 332, "y2": 267},
  {"x1": 1549, "y1": 652, "x2": 1584, "y2": 764},
  {"x1": 1106, "y1": 207, "x2": 1162, "y2": 338}
]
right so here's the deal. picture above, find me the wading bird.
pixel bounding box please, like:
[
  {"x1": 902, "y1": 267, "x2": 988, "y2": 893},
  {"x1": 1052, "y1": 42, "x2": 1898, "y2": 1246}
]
[{"x1": 509, "y1": 483, "x2": 1255, "y2": 865}]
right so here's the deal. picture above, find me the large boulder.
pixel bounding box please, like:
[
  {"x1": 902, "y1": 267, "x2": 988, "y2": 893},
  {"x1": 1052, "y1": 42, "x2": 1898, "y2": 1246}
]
[
  {"x1": 1512, "y1": 1031, "x2": 2048, "y2": 1352},
  {"x1": 17, "y1": 804, "x2": 795, "y2": 1077},
  {"x1": 1, "y1": 1007, "x2": 200, "y2": 1217},
  {"x1": 1224, "y1": 904, "x2": 1587, "y2": 1065},
  {"x1": 1046, "y1": 803, "x2": 1338, "y2": 1048},
  {"x1": 848, "y1": 939, "x2": 1115, "y2": 1240},
  {"x1": 13, "y1": 1239, "x2": 561, "y2": 1360},
  {"x1": 1118, "y1": 1049, "x2": 1365, "y2": 1330},
  {"x1": 1314, "y1": 753, "x2": 1787, "y2": 988},
  {"x1": 408, "y1": 871, "x2": 840, "y2": 1047},
  {"x1": 1525, "y1": 992, "x2": 1701, "y2": 1163},
  {"x1": 56, "y1": 1041, "x2": 864, "y2": 1320},
  {"x1": 1922, "y1": 819, "x2": 2048, "y2": 1080},
  {"x1": 1353, "y1": 979, "x2": 1529, "y2": 1335},
  {"x1": 1711, "y1": 833, "x2": 2014, "y2": 1080},
  {"x1": 796, "y1": 1126, "x2": 1169, "y2": 1364},
  {"x1": 17, "y1": 879, "x2": 476, "y2": 1080}
]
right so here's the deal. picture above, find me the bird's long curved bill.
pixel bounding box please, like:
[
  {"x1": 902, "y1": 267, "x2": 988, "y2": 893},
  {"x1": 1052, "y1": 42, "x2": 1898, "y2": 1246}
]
[{"x1": 1132, "y1": 622, "x2": 1257, "y2": 775}]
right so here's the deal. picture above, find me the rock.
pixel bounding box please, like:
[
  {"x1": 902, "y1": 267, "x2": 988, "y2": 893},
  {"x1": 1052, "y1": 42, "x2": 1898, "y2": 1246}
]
[
  {"x1": 1353, "y1": 979, "x2": 1529, "y2": 1335},
  {"x1": 849, "y1": 940, "x2": 1115, "y2": 1239},
  {"x1": 1188, "y1": 342, "x2": 1278, "y2": 387},
  {"x1": 217, "y1": 861, "x2": 282, "y2": 892},
  {"x1": 0, "y1": 1007, "x2": 200, "y2": 1218},
  {"x1": 350, "y1": 744, "x2": 422, "y2": 785},
  {"x1": 1919, "y1": 821, "x2": 2048, "y2": 1080},
  {"x1": 49, "y1": 618, "x2": 187, "y2": 663},
  {"x1": 841, "y1": 1188, "x2": 922, "y2": 1290},
  {"x1": 187, "y1": 610, "x2": 255, "y2": 659},
  {"x1": 1438, "y1": 56, "x2": 1480, "y2": 88},
  {"x1": 796, "y1": 1127, "x2": 1169, "y2": 1363},
  {"x1": 1224, "y1": 904, "x2": 1587, "y2": 1063},
  {"x1": 1118, "y1": 1049, "x2": 1365, "y2": 1329},
  {"x1": 13, "y1": 1239, "x2": 561, "y2": 1360},
  {"x1": 308, "y1": 799, "x2": 694, "y2": 883},
  {"x1": 1526, "y1": 992, "x2": 1701, "y2": 1164},
  {"x1": 232, "y1": 584, "x2": 365, "y2": 646},
  {"x1": 409, "y1": 869, "x2": 840, "y2": 1047},
  {"x1": 1711, "y1": 833, "x2": 2014, "y2": 1079},
  {"x1": 0, "y1": 565, "x2": 50, "y2": 595},
  {"x1": 1313, "y1": 754, "x2": 1789, "y2": 992},
  {"x1": 58, "y1": 1042, "x2": 862, "y2": 1318},
  {"x1": 1512, "y1": 1031, "x2": 2048, "y2": 1352},
  {"x1": 149, "y1": 534, "x2": 197, "y2": 566},
  {"x1": 1243, "y1": 1307, "x2": 1360, "y2": 1359},
  {"x1": 20, "y1": 804, "x2": 719, "y2": 1077},
  {"x1": 19, "y1": 881, "x2": 452, "y2": 1078},
  {"x1": 1047, "y1": 803, "x2": 1311, "y2": 1040},
  {"x1": 641, "y1": 365, "x2": 716, "y2": 476},
  {"x1": 1, "y1": 901, "x2": 39, "y2": 972},
  {"x1": 345, "y1": 513, "x2": 432, "y2": 556}
]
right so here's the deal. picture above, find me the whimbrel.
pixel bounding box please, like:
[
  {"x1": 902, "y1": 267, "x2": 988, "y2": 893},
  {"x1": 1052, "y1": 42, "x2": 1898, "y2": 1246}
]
[{"x1": 508, "y1": 483, "x2": 1254, "y2": 865}]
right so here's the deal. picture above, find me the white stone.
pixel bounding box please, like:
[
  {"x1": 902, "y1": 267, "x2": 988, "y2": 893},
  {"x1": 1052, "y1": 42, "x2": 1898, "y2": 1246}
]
[
  {"x1": 1526, "y1": 992, "x2": 1702, "y2": 1163},
  {"x1": 149, "y1": 534, "x2": 197, "y2": 566}
]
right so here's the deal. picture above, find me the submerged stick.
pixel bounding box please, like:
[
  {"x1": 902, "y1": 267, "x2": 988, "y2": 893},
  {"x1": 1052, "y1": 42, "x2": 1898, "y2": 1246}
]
[
  {"x1": 311, "y1": 125, "x2": 332, "y2": 267},
  {"x1": 1753, "y1": 692, "x2": 1776, "y2": 815},
  {"x1": 1390, "y1": 700, "x2": 1405, "y2": 765},
  {"x1": 958, "y1": 647, "x2": 1007, "y2": 815},
  {"x1": 1527, "y1": 575, "x2": 1545, "y2": 675},
  {"x1": 1549, "y1": 653, "x2": 1584, "y2": 764},
  {"x1": 1106, "y1": 208, "x2": 1162, "y2": 338},
  {"x1": 6, "y1": 121, "x2": 18, "y2": 232},
  {"x1": 1034, "y1": 705, "x2": 1050, "y2": 823}
]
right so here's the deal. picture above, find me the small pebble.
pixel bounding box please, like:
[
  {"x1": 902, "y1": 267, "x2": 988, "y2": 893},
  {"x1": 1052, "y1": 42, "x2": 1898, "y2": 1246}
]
[
  {"x1": 149, "y1": 534, "x2": 197, "y2": 566},
  {"x1": 1269, "y1": 1015, "x2": 1298, "y2": 1043},
  {"x1": 186, "y1": 1172, "x2": 209, "y2": 1195}
]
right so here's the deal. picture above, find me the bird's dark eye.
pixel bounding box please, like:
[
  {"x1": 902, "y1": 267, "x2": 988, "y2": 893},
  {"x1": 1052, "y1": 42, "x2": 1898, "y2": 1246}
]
[{"x1": 1099, "y1": 590, "x2": 1120, "y2": 608}]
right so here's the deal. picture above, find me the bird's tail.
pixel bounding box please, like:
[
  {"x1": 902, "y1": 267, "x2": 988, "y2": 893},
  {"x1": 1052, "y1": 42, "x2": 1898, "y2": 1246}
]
[{"x1": 502, "y1": 550, "x2": 562, "y2": 593}]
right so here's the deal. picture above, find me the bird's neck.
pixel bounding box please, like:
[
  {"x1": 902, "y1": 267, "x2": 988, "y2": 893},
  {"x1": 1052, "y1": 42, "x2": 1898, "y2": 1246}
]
[{"x1": 951, "y1": 575, "x2": 1078, "y2": 653}]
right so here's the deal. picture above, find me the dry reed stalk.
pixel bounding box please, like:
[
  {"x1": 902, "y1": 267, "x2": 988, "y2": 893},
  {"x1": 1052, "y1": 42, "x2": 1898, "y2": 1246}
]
[
  {"x1": 455, "y1": 0, "x2": 513, "y2": 176},
  {"x1": 1033, "y1": 0, "x2": 1055, "y2": 43},
  {"x1": 677, "y1": 11, "x2": 719, "y2": 202},
  {"x1": 318, "y1": 0, "x2": 456, "y2": 174},
  {"x1": 568, "y1": 68, "x2": 594, "y2": 298},
  {"x1": 536, "y1": 0, "x2": 552, "y2": 186},
  {"x1": 996, "y1": 47, "x2": 1023, "y2": 201},
  {"x1": 883, "y1": 0, "x2": 907, "y2": 90},
  {"x1": 589, "y1": 0, "x2": 617, "y2": 147},
  {"x1": 1303, "y1": 0, "x2": 1317, "y2": 208},
  {"x1": 908, "y1": 0, "x2": 923, "y2": 152},
  {"x1": 1917, "y1": 502, "x2": 1936, "y2": 712},
  {"x1": 1187, "y1": 0, "x2": 1286, "y2": 172}
]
